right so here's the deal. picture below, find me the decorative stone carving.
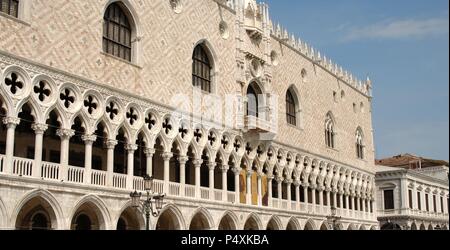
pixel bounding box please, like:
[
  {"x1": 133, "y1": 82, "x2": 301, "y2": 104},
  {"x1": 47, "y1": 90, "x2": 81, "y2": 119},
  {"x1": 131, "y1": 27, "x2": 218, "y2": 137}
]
[{"x1": 169, "y1": 0, "x2": 182, "y2": 14}]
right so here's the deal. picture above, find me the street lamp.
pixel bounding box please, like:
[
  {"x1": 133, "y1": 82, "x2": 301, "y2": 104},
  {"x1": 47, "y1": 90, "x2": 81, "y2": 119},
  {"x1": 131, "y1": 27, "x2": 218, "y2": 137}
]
[
  {"x1": 326, "y1": 206, "x2": 342, "y2": 230},
  {"x1": 130, "y1": 175, "x2": 165, "y2": 230}
]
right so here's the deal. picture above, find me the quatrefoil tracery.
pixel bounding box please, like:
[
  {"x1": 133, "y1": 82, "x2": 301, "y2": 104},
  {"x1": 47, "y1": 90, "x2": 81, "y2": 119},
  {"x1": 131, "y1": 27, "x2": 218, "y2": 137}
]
[{"x1": 5, "y1": 72, "x2": 24, "y2": 94}]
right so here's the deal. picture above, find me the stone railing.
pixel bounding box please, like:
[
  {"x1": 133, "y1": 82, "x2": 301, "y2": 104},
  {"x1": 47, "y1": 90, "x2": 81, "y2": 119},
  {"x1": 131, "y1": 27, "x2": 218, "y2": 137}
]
[{"x1": 0, "y1": 154, "x2": 377, "y2": 221}]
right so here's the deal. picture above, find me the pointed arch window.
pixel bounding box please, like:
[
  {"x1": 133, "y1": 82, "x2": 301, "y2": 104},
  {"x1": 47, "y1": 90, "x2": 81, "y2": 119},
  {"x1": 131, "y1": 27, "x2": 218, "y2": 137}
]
[
  {"x1": 192, "y1": 44, "x2": 212, "y2": 93},
  {"x1": 103, "y1": 2, "x2": 132, "y2": 62},
  {"x1": 356, "y1": 128, "x2": 364, "y2": 159},
  {"x1": 0, "y1": 0, "x2": 19, "y2": 18},
  {"x1": 325, "y1": 113, "x2": 335, "y2": 149},
  {"x1": 246, "y1": 82, "x2": 262, "y2": 118},
  {"x1": 286, "y1": 89, "x2": 297, "y2": 126}
]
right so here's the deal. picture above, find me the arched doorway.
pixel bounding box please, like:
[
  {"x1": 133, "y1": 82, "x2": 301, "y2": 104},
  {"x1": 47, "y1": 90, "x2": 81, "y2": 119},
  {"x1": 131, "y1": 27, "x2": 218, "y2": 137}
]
[
  {"x1": 244, "y1": 215, "x2": 261, "y2": 230},
  {"x1": 304, "y1": 220, "x2": 315, "y2": 230},
  {"x1": 156, "y1": 207, "x2": 183, "y2": 230},
  {"x1": 266, "y1": 217, "x2": 281, "y2": 230},
  {"x1": 189, "y1": 210, "x2": 212, "y2": 230},
  {"x1": 381, "y1": 222, "x2": 402, "y2": 230},
  {"x1": 218, "y1": 213, "x2": 237, "y2": 230},
  {"x1": 116, "y1": 207, "x2": 142, "y2": 230},
  {"x1": 320, "y1": 222, "x2": 330, "y2": 231},
  {"x1": 286, "y1": 218, "x2": 299, "y2": 230},
  {"x1": 15, "y1": 196, "x2": 57, "y2": 230},
  {"x1": 70, "y1": 201, "x2": 107, "y2": 230},
  {"x1": 428, "y1": 224, "x2": 434, "y2": 231}
]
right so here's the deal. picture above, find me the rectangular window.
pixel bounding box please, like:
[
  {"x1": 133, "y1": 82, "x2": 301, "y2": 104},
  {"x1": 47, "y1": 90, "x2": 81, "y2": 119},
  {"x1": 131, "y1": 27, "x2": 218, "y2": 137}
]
[
  {"x1": 408, "y1": 190, "x2": 413, "y2": 209},
  {"x1": 441, "y1": 197, "x2": 444, "y2": 214},
  {"x1": 417, "y1": 192, "x2": 422, "y2": 210},
  {"x1": 0, "y1": 0, "x2": 19, "y2": 18},
  {"x1": 433, "y1": 195, "x2": 437, "y2": 213},
  {"x1": 425, "y1": 194, "x2": 429, "y2": 212},
  {"x1": 384, "y1": 190, "x2": 394, "y2": 210}
]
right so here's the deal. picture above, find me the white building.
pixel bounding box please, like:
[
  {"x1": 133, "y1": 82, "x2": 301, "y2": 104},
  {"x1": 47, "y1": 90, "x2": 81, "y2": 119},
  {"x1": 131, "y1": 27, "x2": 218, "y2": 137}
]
[
  {"x1": 376, "y1": 155, "x2": 449, "y2": 230},
  {"x1": 0, "y1": 0, "x2": 378, "y2": 230}
]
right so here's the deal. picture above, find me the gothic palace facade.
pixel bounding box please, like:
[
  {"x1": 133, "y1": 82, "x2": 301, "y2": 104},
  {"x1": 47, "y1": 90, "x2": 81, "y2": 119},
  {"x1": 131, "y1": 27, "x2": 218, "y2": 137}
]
[{"x1": 0, "y1": 0, "x2": 379, "y2": 230}]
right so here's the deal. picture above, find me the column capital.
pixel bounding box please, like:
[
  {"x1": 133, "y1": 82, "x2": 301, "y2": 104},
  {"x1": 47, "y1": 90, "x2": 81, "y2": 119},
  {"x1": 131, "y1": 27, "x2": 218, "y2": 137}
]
[
  {"x1": 293, "y1": 180, "x2": 302, "y2": 187},
  {"x1": 56, "y1": 128, "x2": 75, "y2": 139},
  {"x1": 207, "y1": 162, "x2": 217, "y2": 171},
  {"x1": 232, "y1": 167, "x2": 242, "y2": 175},
  {"x1": 178, "y1": 155, "x2": 189, "y2": 164},
  {"x1": 284, "y1": 178, "x2": 293, "y2": 185},
  {"x1": 275, "y1": 176, "x2": 284, "y2": 184},
  {"x1": 162, "y1": 152, "x2": 173, "y2": 160},
  {"x1": 3, "y1": 117, "x2": 20, "y2": 128},
  {"x1": 82, "y1": 134, "x2": 97, "y2": 144},
  {"x1": 31, "y1": 123, "x2": 48, "y2": 134},
  {"x1": 220, "y1": 164, "x2": 230, "y2": 172},
  {"x1": 246, "y1": 169, "x2": 254, "y2": 176},
  {"x1": 105, "y1": 139, "x2": 118, "y2": 149},
  {"x1": 144, "y1": 148, "x2": 156, "y2": 156},
  {"x1": 125, "y1": 143, "x2": 138, "y2": 152},
  {"x1": 190, "y1": 158, "x2": 201, "y2": 167}
]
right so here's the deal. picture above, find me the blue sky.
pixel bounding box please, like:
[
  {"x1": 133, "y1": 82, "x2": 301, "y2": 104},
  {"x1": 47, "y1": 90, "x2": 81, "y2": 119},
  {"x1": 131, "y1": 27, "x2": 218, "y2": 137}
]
[{"x1": 265, "y1": 0, "x2": 449, "y2": 161}]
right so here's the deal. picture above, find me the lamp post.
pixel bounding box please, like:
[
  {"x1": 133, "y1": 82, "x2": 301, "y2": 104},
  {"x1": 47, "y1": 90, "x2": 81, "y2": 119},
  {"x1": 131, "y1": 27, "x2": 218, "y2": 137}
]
[
  {"x1": 326, "y1": 206, "x2": 342, "y2": 230},
  {"x1": 130, "y1": 175, "x2": 165, "y2": 230}
]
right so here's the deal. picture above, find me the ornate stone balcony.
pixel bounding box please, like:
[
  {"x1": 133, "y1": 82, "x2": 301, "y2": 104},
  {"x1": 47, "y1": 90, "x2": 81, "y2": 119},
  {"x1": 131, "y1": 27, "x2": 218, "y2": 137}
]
[{"x1": 0, "y1": 154, "x2": 377, "y2": 223}]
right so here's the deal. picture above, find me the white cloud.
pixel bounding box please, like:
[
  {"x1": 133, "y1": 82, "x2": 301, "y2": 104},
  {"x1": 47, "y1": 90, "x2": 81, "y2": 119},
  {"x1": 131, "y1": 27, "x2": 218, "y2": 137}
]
[{"x1": 341, "y1": 17, "x2": 449, "y2": 42}]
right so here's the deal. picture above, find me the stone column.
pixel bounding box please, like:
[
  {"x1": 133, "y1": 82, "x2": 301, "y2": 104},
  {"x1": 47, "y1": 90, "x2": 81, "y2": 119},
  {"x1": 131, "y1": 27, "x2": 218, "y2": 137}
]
[
  {"x1": 356, "y1": 197, "x2": 361, "y2": 211},
  {"x1": 326, "y1": 189, "x2": 331, "y2": 207},
  {"x1": 2, "y1": 117, "x2": 20, "y2": 174},
  {"x1": 400, "y1": 178, "x2": 408, "y2": 209},
  {"x1": 257, "y1": 172, "x2": 263, "y2": 207},
  {"x1": 31, "y1": 123, "x2": 48, "y2": 178},
  {"x1": 82, "y1": 134, "x2": 97, "y2": 184},
  {"x1": 333, "y1": 192, "x2": 338, "y2": 208},
  {"x1": 221, "y1": 165, "x2": 229, "y2": 202},
  {"x1": 286, "y1": 180, "x2": 292, "y2": 210},
  {"x1": 277, "y1": 177, "x2": 283, "y2": 204},
  {"x1": 294, "y1": 180, "x2": 301, "y2": 210},
  {"x1": 208, "y1": 162, "x2": 216, "y2": 199},
  {"x1": 144, "y1": 148, "x2": 155, "y2": 177},
  {"x1": 339, "y1": 193, "x2": 344, "y2": 209},
  {"x1": 319, "y1": 188, "x2": 324, "y2": 206},
  {"x1": 194, "y1": 159, "x2": 203, "y2": 198},
  {"x1": 345, "y1": 195, "x2": 349, "y2": 210},
  {"x1": 351, "y1": 196, "x2": 355, "y2": 211},
  {"x1": 362, "y1": 198, "x2": 366, "y2": 213},
  {"x1": 311, "y1": 186, "x2": 317, "y2": 205},
  {"x1": 105, "y1": 139, "x2": 117, "y2": 187},
  {"x1": 303, "y1": 185, "x2": 309, "y2": 204},
  {"x1": 178, "y1": 156, "x2": 189, "y2": 197},
  {"x1": 57, "y1": 128, "x2": 75, "y2": 181},
  {"x1": 162, "y1": 152, "x2": 173, "y2": 193},
  {"x1": 246, "y1": 169, "x2": 253, "y2": 205},
  {"x1": 126, "y1": 144, "x2": 138, "y2": 190},
  {"x1": 267, "y1": 176, "x2": 273, "y2": 207},
  {"x1": 233, "y1": 167, "x2": 241, "y2": 203}
]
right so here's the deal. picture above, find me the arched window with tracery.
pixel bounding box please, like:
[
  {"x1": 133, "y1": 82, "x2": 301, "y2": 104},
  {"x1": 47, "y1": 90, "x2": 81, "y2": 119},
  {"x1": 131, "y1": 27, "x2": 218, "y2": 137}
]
[
  {"x1": 286, "y1": 89, "x2": 297, "y2": 126},
  {"x1": 356, "y1": 128, "x2": 364, "y2": 159},
  {"x1": 325, "y1": 113, "x2": 335, "y2": 149},
  {"x1": 192, "y1": 44, "x2": 212, "y2": 93},
  {"x1": 0, "y1": 0, "x2": 19, "y2": 18},
  {"x1": 103, "y1": 2, "x2": 132, "y2": 62}
]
